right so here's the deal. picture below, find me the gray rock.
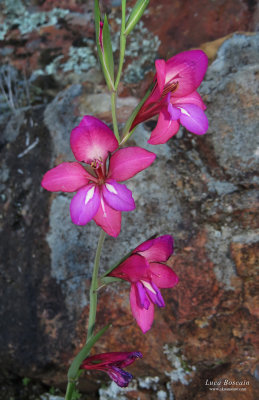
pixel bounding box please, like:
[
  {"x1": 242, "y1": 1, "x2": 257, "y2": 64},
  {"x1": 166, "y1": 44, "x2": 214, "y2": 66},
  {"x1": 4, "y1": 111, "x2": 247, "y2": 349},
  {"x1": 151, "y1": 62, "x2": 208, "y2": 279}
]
[{"x1": 201, "y1": 33, "x2": 259, "y2": 181}]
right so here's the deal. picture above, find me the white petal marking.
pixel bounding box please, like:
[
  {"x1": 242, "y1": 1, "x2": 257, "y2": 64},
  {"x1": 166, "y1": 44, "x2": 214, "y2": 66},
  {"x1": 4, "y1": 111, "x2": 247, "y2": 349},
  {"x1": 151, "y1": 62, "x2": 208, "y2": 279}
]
[
  {"x1": 101, "y1": 197, "x2": 107, "y2": 217},
  {"x1": 105, "y1": 183, "x2": 118, "y2": 194},
  {"x1": 141, "y1": 280, "x2": 156, "y2": 294},
  {"x1": 179, "y1": 107, "x2": 191, "y2": 117},
  {"x1": 85, "y1": 186, "x2": 95, "y2": 205}
]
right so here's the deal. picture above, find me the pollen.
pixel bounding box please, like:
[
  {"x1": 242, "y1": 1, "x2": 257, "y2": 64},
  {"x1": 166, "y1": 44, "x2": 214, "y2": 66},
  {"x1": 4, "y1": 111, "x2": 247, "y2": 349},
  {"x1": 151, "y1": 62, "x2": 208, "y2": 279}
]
[
  {"x1": 162, "y1": 81, "x2": 179, "y2": 98},
  {"x1": 91, "y1": 157, "x2": 103, "y2": 169}
]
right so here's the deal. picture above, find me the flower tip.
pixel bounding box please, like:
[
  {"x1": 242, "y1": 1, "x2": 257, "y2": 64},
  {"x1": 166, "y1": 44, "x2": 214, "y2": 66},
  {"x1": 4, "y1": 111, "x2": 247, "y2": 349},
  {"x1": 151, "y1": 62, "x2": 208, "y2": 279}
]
[
  {"x1": 41, "y1": 172, "x2": 54, "y2": 192},
  {"x1": 151, "y1": 152, "x2": 157, "y2": 161},
  {"x1": 161, "y1": 234, "x2": 174, "y2": 249},
  {"x1": 41, "y1": 176, "x2": 47, "y2": 189},
  {"x1": 139, "y1": 323, "x2": 152, "y2": 334},
  {"x1": 147, "y1": 135, "x2": 168, "y2": 146},
  {"x1": 132, "y1": 351, "x2": 143, "y2": 359}
]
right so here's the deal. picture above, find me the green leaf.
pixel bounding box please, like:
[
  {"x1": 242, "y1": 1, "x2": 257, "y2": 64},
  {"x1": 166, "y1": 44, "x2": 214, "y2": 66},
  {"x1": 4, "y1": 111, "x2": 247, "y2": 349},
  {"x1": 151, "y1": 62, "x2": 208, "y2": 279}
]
[
  {"x1": 121, "y1": 81, "x2": 154, "y2": 139},
  {"x1": 102, "y1": 15, "x2": 115, "y2": 87},
  {"x1": 125, "y1": 0, "x2": 150, "y2": 36},
  {"x1": 94, "y1": 1, "x2": 114, "y2": 91},
  {"x1": 99, "y1": 276, "x2": 123, "y2": 286},
  {"x1": 72, "y1": 389, "x2": 81, "y2": 400},
  {"x1": 102, "y1": 249, "x2": 133, "y2": 277},
  {"x1": 94, "y1": 0, "x2": 101, "y2": 41},
  {"x1": 94, "y1": 1, "x2": 105, "y2": 75},
  {"x1": 67, "y1": 324, "x2": 111, "y2": 380},
  {"x1": 22, "y1": 377, "x2": 30, "y2": 386},
  {"x1": 49, "y1": 387, "x2": 56, "y2": 395}
]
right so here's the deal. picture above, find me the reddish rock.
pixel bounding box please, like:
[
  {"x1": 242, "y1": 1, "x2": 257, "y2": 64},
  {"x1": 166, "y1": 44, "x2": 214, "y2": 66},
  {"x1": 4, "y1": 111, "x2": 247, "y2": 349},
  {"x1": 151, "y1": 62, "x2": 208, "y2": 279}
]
[
  {"x1": 146, "y1": 0, "x2": 257, "y2": 57},
  {"x1": 168, "y1": 231, "x2": 222, "y2": 324},
  {"x1": 231, "y1": 242, "x2": 259, "y2": 278}
]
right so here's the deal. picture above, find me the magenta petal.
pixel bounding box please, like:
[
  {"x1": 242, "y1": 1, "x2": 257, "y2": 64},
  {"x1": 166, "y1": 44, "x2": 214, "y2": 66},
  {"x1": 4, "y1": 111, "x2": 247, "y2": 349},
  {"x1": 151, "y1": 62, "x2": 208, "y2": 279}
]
[
  {"x1": 136, "y1": 281, "x2": 150, "y2": 309},
  {"x1": 135, "y1": 235, "x2": 173, "y2": 262},
  {"x1": 107, "y1": 367, "x2": 133, "y2": 388},
  {"x1": 70, "y1": 185, "x2": 100, "y2": 225},
  {"x1": 70, "y1": 116, "x2": 118, "y2": 164},
  {"x1": 130, "y1": 284, "x2": 154, "y2": 333},
  {"x1": 93, "y1": 198, "x2": 121, "y2": 237},
  {"x1": 41, "y1": 162, "x2": 92, "y2": 193},
  {"x1": 155, "y1": 59, "x2": 166, "y2": 94},
  {"x1": 149, "y1": 262, "x2": 179, "y2": 288},
  {"x1": 168, "y1": 102, "x2": 181, "y2": 121},
  {"x1": 178, "y1": 103, "x2": 208, "y2": 135},
  {"x1": 81, "y1": 352, "x2": 142, "y2": 369},
  {"x1": 108, "y1": 147, "x2": 156, "y2": 181},
  {"x1": 109, "y1": 254, "x2": 149, "y2": 282},
  {"x1": 102, "y1": 179, "x2": 135, "y2": 211},
  {"x1": 148, "y1": 108, "x2": 180, "y2": 145},
  {"x1": 144, "y1": 282, "x2": 165, "y2": 308},
  {"x1": 173, "y1": 90, "x2": 206, "y2": 110},
  {"x1": 166, "y1": 50, "x2": 208, "y2": 97}
]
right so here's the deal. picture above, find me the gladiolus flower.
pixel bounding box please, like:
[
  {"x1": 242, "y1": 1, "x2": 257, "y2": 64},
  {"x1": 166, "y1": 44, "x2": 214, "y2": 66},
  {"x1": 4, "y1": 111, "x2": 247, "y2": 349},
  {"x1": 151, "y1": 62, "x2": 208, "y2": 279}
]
[
  {"x1": 131, "y1": 50, "x2": 209, "y2": 144},
  {"x1": 108, "y1": 235, "x2": 178, "y2": 333},
  {"x1": 41, "y1": 116, "x2": 156, "y2": 237},
  {"x1": 80, "y1": 351, "x2": 142, "y2": 387}
]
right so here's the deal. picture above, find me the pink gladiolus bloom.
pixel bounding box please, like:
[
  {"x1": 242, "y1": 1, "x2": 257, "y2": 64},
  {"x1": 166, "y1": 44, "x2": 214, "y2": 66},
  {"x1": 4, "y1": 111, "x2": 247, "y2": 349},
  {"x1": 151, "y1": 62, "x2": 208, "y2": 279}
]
[
  {"x1": 80, "y1": 351, "x2": 143, "y2": 387},
  {"x1": 41, "y1": 116, "x2": 156, "y2": 237},
  {"x1": 108, "y1": 235, "x2": 179, "y2": 333},
  {"x1": 131, "y1": 50, "x2": 209, "y2": 144}
]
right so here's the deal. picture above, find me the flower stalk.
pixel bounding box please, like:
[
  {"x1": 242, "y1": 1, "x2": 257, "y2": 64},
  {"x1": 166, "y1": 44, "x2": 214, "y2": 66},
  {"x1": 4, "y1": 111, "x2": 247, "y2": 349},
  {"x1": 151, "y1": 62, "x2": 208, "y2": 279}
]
[
  {"x1": 64, "y1": 230, "x2": 106, "y2": 400},
  {"x1": 111, "y1": 90, "x2": 120, "y2": 142},
  {"x1": 87, "y1": 230, "x2": 106, "y2": 339},
  {"x1": 115, "y1": 0, "x2": 126, "y2": 90}
]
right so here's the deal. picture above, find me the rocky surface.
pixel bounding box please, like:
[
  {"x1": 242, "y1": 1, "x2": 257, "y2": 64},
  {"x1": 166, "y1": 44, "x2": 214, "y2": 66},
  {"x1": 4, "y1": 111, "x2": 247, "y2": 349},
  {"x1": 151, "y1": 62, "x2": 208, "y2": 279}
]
[{"x1": 0, "y1": 1, "x2": 259, "y2": 399}]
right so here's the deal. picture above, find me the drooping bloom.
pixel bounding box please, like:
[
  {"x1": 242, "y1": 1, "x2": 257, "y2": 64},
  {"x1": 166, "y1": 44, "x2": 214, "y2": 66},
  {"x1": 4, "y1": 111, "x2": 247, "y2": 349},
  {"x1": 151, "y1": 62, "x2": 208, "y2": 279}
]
[
  {"x1": 80, "y1": 351, "x2": 142, "y2": 387},
  {"x1": 131, "y1": 50, "x2": 209, "y2": 144},
  {"x1": 108, "y1": 235, "x2": 179, "y2": 333},
  {"x1": 41, "y1": 116, "x2": 156, "y2": 237}
]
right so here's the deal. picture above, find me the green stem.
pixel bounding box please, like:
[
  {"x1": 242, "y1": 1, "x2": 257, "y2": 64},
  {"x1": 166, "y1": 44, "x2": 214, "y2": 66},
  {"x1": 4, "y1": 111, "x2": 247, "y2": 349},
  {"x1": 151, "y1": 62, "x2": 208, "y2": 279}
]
[
  {"x1": 111, "y1": 91, "x2": 120, "y2": 142},
  {"x1": 120, "y1": 83, "x2": 154, "y2": 146},
  {"x1": 64, "y1": 230, "x2": 106, "y2": 400},
  {"x1": 65, "y1": 381, "x2": 76, "y2": 400},
  {"x1": 87, "y1": 230, "x2": 106, "y2": 339},
  {"x1": 110, "y1": 0, "x2": 127, "y2": 142},
  {"x1": 119, "y1": 126, "x2": 136, "y2": 146},
  {"x1": 115, "y1": 0, "x2": 126, "y2": 90}
]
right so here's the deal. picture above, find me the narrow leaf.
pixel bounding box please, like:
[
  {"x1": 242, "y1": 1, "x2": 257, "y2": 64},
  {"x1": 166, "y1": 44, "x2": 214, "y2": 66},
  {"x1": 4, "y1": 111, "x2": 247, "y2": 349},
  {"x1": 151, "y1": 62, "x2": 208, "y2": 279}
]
[
  {"x1": 102, "y1": 249, "x2": 134, "y2": 277},
  {"x1": 122, "y1": 82, "x2": 154, "y2": 137},
  {"x1": 125, "y1": 0, "x2": 150, "y2": 36},
  {"x1": 94, "y1": 0, "x2": 101, "y2": 42},
  {"x1": 102, "y1": 15, "x2": 115, "y2": 86},
  {"x1": 94, "y1": 1, "x2": 114, "y2": 91},
  {"x1": 99, "y1": 276, "x2": 123, "y2": 286},
  {"x1": 68, "y1": 324, "x2": 111, "y2": 380}
]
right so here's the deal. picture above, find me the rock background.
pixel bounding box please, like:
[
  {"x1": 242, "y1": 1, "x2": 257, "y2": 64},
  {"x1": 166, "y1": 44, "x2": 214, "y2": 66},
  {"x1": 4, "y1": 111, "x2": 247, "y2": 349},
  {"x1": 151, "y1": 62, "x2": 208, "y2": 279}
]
[{"x1": 0, "y1": 1, "x2": 259, "y2": 399}]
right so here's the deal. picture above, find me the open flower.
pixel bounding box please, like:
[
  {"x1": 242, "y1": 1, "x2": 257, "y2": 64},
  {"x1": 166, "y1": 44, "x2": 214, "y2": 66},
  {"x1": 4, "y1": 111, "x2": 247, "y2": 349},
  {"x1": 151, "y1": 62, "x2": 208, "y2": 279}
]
[
  {"x1": 108, "y1": 235, "x2": 179, "y2": 332},
  {"x1": 41, "y1": 116, "x2": 156, "y2": 237},
  {"x1": 80, "y1": 351, "x2": 142, "y2": 387},
  {"x1": 131, "y1": 50, "x2": 209, "y2": 144}
]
